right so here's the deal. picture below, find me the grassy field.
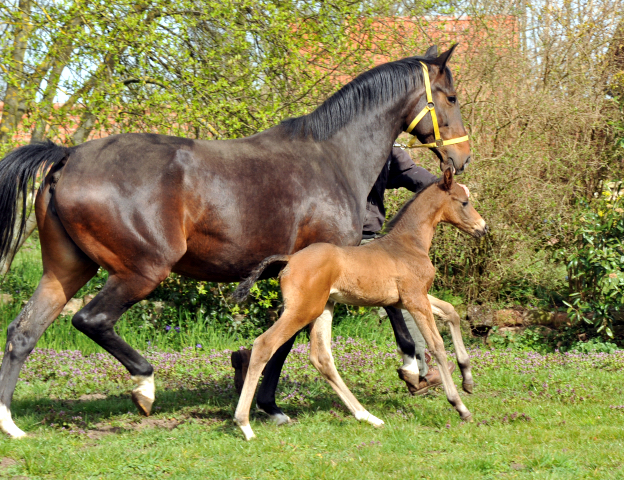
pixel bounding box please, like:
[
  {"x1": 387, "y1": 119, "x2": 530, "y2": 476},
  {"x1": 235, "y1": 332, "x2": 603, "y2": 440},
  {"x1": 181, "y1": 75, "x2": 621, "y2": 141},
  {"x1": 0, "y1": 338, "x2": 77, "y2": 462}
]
[
  {"x1": 0, "y1": 332, "x2": 622, "y2": 479},
  {"x1": 2, "y1": 244, "x2": 624, "y2": 479}
]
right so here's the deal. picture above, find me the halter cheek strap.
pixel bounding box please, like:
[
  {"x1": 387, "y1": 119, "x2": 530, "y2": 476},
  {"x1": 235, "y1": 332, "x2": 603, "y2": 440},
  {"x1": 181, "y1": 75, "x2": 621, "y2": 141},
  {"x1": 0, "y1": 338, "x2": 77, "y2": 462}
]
[{"x1": 402, "y1": 62, "x2": 469, "y2": 149}]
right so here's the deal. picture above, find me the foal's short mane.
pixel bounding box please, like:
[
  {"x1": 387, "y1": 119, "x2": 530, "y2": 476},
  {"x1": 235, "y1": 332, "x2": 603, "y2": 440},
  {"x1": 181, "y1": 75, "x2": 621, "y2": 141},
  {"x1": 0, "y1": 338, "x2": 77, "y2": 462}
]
[
  {"x1": 281, "y1": 56, "x2": 434, "y2": 141},
  {"x1": 384, "y1": 181, "x2": 441, "y2": 233}
]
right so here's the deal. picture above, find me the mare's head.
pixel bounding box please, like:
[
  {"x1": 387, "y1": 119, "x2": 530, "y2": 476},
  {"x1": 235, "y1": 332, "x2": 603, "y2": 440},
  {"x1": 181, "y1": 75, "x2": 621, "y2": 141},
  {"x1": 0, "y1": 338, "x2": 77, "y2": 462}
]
[
  {"x1": 406, "y1": 45, "x2": 471, "y2": 174},
  {"x1": 437, "y1": 168, "x2": 487, "y2": 238}
]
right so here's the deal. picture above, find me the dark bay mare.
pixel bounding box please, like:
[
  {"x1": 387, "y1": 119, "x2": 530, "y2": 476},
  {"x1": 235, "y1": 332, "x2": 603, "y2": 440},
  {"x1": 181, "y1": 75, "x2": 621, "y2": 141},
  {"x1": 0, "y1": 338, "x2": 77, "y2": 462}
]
[{"x1": 0, "y1": 45, "x2": 470, "y2": 437}]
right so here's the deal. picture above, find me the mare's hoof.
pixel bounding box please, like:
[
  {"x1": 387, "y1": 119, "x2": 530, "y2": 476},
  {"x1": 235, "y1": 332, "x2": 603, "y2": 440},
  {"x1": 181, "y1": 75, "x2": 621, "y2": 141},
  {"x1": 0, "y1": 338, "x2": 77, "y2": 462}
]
[
  {"x1": 132, "y1": 391, "x2": 153, "y2": 416},
  {"x1": 462, "y1": 381, "x2": 475, "y2": 394},
  {"x1": 397, "y1": 368, "x2": 420, "y2": 395},
  {"x1": 270, "y1": 412, "x2": 291, "y2": 426}
]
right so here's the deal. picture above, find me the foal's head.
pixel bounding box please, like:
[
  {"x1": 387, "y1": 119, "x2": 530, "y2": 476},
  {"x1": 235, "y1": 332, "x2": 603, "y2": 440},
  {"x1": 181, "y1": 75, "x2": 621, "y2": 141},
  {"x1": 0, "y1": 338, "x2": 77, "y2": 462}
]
[{"x1": 437, "y1": 168, "x2": 487, "y2": 238}]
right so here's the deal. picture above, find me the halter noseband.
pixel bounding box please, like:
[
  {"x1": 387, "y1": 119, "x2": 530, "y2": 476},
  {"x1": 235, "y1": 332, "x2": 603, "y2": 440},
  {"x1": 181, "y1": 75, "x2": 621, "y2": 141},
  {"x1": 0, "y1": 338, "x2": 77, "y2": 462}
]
[{"x1": 402, "y1": 62, "x2": 469, "y2": 149}]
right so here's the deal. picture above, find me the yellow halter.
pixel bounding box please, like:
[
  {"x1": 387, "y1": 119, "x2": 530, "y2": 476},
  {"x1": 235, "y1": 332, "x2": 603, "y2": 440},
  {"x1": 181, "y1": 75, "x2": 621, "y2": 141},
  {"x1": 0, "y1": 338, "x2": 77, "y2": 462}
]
[{"x1": 402, "y1": 62, "x2": 469, "y2": 149}]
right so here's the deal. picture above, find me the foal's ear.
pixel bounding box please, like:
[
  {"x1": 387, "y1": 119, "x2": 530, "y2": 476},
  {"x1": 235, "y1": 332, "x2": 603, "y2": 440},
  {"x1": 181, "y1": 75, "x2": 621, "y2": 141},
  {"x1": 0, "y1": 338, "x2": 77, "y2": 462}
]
[
  {"x1": 442, "y1": 167, "x2": 453, "y2": 191},
  {"x1": 424, "y1": 45, "x2": 438, "y2": 58},
  {"x1": 431, "y1": 43, "x2": 458, "y2": 71}
]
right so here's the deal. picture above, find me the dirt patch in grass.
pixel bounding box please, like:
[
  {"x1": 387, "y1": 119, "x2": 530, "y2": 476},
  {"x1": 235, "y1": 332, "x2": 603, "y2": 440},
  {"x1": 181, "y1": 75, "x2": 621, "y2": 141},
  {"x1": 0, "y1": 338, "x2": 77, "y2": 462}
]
[
  {"x1": 0, "y1": 457, "x2": 18, "y2": 471},
  {"x1": 85, "y1": 409, "x2": 229, "y2": 439}
]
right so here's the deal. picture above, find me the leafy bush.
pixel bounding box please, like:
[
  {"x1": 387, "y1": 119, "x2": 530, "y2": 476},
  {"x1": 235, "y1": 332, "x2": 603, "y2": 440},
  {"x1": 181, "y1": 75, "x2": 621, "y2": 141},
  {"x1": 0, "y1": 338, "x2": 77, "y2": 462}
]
[{"x1": 560, "y1": 182, "x2": 624, "y2": 338}]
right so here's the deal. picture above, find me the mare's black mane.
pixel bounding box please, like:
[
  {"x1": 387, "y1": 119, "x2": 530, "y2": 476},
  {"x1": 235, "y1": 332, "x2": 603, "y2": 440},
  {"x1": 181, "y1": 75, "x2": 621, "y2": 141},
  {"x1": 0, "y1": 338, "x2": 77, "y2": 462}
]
[{"x1": 281, "y1": 56, "x2": 429, "y2": 141}]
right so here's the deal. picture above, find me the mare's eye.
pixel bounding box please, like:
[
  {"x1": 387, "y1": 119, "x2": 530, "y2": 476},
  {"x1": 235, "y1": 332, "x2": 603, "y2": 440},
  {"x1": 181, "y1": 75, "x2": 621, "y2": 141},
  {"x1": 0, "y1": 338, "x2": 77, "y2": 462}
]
[
  {"x1": 448, "y1": 96, "x2": 457, "y2": 104},
  {"x1": 462, "y1": 201, "x2": 468, "y2": 207}
]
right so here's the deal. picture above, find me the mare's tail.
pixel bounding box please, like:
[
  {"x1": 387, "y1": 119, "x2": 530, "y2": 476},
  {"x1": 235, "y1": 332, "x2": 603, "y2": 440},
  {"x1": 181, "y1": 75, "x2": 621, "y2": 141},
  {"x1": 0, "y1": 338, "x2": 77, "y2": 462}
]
[
  {"x1": 0, "y1": 141, "x2": 71, "y2": 261},
  {"x1": 233, "y1": 255, "x2": 291, "y2": 303}
]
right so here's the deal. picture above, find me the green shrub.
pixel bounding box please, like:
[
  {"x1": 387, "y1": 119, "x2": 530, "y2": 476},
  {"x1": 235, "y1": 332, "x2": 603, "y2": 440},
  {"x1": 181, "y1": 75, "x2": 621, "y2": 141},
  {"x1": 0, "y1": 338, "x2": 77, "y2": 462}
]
[{"x1": 559, "y1": 181, "x2": 624, "y2": 338}]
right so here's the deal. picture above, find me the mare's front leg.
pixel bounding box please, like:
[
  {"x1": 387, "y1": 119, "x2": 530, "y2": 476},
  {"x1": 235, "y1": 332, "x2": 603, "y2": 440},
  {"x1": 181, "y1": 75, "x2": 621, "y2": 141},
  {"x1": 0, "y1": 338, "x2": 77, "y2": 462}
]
[
  {"x1": 309, "y1": 302, "x2": 383, "y2": 427},
  {"x1": 428, "y1": 295, "x2": 474, "y2": 394},
  {"x1": 384, "y1": 307, "x2": 421, "y2": 389},
  {"x1": 402, "y1": 295, "x2": 472, "y2": 421}
]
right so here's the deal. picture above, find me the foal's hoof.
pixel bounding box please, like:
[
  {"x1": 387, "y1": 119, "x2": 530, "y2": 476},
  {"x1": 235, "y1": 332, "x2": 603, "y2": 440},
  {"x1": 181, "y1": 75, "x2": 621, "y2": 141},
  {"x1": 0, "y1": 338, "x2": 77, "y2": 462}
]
[
  {"x1": 234, "y1": 420, "x2": 256, "y2": 441},
  {"x1": 462, "y1": 381, "x2": 475, "y2": 394},
  {"x1": 132, "y1": 391, "x2": 153, "y2": 416},
  {"x1": 460, "y1": 411, "x2": 473, "y2": 422}
]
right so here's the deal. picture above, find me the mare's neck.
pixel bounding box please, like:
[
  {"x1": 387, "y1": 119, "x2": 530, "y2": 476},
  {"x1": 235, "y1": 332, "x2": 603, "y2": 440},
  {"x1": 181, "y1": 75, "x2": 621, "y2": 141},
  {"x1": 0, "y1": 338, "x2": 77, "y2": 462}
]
[
  {"x1": 324, "y1": 97, "x2": 416, "y2": 201},
  {"x1": 387, "y1": 186, "x2": 444, "y2": 253}
]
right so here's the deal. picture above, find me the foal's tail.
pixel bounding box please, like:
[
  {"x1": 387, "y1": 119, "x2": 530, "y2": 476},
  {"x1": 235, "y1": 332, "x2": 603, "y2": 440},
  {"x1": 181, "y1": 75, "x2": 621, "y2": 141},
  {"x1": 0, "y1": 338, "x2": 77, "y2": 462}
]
[
  {"x1": 0, "y1": 140, "x2": 71, "y2": 262},
  {"x1": 233, "y1": 254, "x2": 291, "y2": 303}
]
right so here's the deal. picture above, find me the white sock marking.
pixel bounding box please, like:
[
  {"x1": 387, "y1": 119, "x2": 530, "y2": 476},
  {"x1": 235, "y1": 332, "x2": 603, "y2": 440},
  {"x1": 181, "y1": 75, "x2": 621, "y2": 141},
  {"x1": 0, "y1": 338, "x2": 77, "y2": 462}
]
[
  {"x1": 239, "y1": 423, "x2": 255, "y2": 441},
  {"x1": 131, "y1": 374, "x2": 155, "y2": 401},
  {"x1": 269, "y1": 412, "x2": 290, "y2": 426},
  {"x1": 398, "y1": 351, "x2": 420, "y2": 377},
  {"x1": 0, "y1": 405, "x2": 26, "y2": 438},
  {"x1": 354, "y1": 410, "x2": 384, "y2": 426}
]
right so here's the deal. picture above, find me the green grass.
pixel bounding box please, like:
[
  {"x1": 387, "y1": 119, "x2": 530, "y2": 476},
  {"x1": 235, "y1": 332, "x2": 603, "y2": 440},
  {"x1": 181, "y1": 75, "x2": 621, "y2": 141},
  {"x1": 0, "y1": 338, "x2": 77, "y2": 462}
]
[
  {"x1": 0, "y1": 337, "x2": 623, "y2": 479},
  {"x1": 2, "y1": 243, "x2": 624, "y2": 479}
]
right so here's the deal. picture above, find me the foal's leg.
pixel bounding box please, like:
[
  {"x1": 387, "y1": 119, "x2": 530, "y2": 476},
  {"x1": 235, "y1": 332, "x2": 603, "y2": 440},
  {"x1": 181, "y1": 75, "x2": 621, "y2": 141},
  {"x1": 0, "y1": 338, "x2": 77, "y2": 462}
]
[
  {"x1": 71, "y1": 272, "x2": 169, "y2": 416},
  {"x1": 403, "y1": 297, "x2": 472, "y2": 421},
  {"x1": 0, "y1": 189, "x2": 98, "y2": 437},
  {"x1": 256, "y1": 329, "x2": 302, "y2": 425},
  {"x1": 234, "y1": 301, "x2": 325, "y2": 440},
  {"x1": 309, "y1": 302, "x2": 383, "y2": 426},
  {"x1": 428, "y1": 295, "x2": 474, "y2": 393}
]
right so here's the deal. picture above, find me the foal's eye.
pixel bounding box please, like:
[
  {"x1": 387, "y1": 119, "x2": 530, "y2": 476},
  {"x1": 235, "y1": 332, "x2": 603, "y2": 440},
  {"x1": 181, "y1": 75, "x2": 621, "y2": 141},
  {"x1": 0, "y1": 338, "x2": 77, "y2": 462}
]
[
  {"x1": 462, "y1": 201, "x2": 469, "y2": 207},
  {"x1": 448, "y1": 96, "x2": 457, "y2": 104}
]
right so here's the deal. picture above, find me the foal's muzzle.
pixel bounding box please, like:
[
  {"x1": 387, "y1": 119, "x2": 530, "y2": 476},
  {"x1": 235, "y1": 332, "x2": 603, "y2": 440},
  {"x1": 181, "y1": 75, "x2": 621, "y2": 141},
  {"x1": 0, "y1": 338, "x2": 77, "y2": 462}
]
[{"x1": 472, "y1": 223, "x2": 488, "y2": 238}]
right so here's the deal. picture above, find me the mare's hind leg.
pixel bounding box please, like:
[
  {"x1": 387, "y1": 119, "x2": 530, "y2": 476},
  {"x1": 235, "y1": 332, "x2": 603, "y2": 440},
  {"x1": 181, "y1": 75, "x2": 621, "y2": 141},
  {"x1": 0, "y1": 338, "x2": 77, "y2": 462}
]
[
  {"x1": 255, "y1": 328, "x2": 302, "y2": 425},
  {"x1": 0, "y1": 187, "x2": 98, "y2": 437},
  {"x1": 428, "y1": 295, "x2": 474, "y2": 393},
  {"x1": 309, "y1": 302, "x2": 383, "y2": 427},
  {"x1": 71, "y1": 272, "x2": 168, "y2": 416},
  {"x1": 402, "y1": 295, "x2": 472, "y2": 421}
]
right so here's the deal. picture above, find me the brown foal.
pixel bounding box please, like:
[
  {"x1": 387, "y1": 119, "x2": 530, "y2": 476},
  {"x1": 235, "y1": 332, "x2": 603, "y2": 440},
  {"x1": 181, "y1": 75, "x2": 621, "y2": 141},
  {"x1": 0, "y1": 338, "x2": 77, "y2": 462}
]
[{"x1": 233, "y1": 168, "x2": 487, "y2": 440}]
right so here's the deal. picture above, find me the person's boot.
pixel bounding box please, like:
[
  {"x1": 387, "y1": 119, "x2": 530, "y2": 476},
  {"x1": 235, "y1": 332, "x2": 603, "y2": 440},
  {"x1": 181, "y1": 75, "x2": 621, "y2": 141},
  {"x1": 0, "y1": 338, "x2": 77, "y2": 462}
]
[{"x1": 231, "y1": 348, "x2": 252, "y2": 395}]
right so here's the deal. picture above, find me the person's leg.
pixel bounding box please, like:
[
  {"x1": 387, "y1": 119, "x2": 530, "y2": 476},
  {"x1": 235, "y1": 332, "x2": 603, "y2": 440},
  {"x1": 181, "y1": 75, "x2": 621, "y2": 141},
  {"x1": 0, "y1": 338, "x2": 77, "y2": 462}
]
[{"x1": 401, "y1": 309, "x2": 429, "y2": 377}]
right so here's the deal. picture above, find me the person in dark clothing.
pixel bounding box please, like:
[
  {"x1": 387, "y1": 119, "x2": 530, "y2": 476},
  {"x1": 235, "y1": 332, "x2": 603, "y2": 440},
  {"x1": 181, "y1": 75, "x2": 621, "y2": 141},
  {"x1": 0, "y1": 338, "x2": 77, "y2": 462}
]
[{"x1": 363, "y1": 146, "x2": 439, "y2": 236}]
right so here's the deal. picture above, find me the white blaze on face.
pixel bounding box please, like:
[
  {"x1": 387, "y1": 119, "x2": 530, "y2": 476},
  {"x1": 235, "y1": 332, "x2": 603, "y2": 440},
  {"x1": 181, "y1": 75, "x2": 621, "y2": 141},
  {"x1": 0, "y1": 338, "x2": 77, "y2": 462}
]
[
  {"x1": 0, "y1": 404, "x2": 26, "y2": 438},
  {"x1": 131, "y1": 374, "x2": 155, "y2": 401}
]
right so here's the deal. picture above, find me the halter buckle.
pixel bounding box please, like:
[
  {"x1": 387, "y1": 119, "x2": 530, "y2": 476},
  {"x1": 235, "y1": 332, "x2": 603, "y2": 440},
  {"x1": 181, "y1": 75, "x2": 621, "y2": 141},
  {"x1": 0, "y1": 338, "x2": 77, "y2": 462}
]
[
  {"x1": 427, "y1": 102, "x2": 435, "y2": 110},
  {"x1": 435, "y1": 138, "x2": 444, "y2": 148}
]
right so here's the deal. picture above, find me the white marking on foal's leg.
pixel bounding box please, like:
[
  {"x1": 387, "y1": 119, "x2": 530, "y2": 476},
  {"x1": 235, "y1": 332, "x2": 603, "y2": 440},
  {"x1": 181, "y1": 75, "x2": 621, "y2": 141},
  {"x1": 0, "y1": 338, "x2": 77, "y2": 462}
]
[
  {"x1": 0, "y1": 404, "x2": 26, "y2": 438},
  {"x1": 354, "y1": 410, "x2": 384, "y2": 427},
  {"x1": 397, "y1": 348, "x2": 420, "y2": 377},
  {"x1": 131, "y1": 374, "x2": 155, "y2": 416},
  {"x1": 236, "y1": 421, "x2": 256, "y2": 441}
]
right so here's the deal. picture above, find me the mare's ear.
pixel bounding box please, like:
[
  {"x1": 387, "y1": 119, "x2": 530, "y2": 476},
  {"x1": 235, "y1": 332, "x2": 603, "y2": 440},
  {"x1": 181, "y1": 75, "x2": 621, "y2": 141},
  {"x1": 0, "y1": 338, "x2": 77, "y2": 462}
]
[
  {"x1": 424, "y1": 45, "x2": 438, "y2": 58},
  {"x1": 431, "y1": 43, "x2": 458, "y2": 71},
  {"x1": 442, "y1": 167, "x2": 453, "y2": 191}
]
